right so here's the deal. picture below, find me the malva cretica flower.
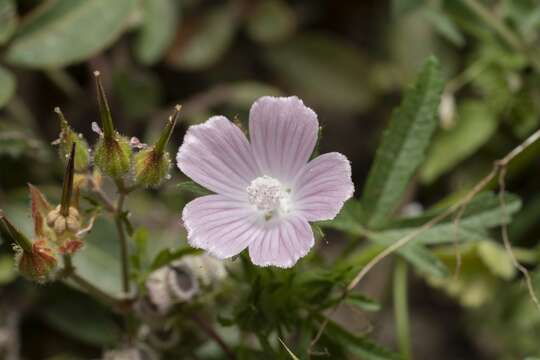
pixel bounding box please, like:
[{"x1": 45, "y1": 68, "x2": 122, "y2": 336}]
[{"x1": 177, "y1": 96, "x2": 354, "y2": 268}]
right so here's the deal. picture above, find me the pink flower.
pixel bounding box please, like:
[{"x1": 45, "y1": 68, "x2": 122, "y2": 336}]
[{"x1": 177, "y1": 96, "x2": 354, "y2": 268}]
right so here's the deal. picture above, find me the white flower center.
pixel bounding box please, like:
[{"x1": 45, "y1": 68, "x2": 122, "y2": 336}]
[{"x1": 246, "y1": 176, "x2": 291, "y2": 219}]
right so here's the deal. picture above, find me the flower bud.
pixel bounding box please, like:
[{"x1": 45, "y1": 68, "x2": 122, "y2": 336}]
[
  {"x1": 46, "y1": 205, "x2": 83, "y2": 254},
  {"x1": 166, "y1": 261, "x2": 199, "y2": 302},
  {"x1": 133, "y1": 148, "x2": 171, "y2": 187},
  {"x1": 53, "y1": 107, "x2": 90, "y2": 172},
  {"x1": 14, "y1": 239, "x2": 57, "y2": 283},
  {"x1": 93, "y1": 133, "x2": 132, "y2": 179},
  {"x1": 133, "y1": 106, "x2": 180, "y2": 187},
  {"x1": 93, "y1": 71, "x2": 132, "y2": 179}
]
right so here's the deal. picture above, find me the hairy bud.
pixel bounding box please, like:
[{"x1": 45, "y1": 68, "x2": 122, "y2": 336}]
[
  {"x1": 133, "y1": 106, "x2": 179, "y2": 187},
  {"x1": 93, "y1": 135, "x2": 132, "y2": 179},
  {"x1": 53, "y1": 107, "x2": 90, "y2": 172}
]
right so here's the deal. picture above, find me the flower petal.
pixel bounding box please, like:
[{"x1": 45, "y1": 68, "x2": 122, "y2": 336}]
[
  {"x1": 177, "y1": 116, "x2": 259, "y2": 199},
  {"x1": 182, "y1": 195, "x2": 261, "y2": 259},
  {"x1": 294, "y1": 152, "x2": 354, "y2": 221},
  {"x1": 249, "y1": 96, "x2": 318, "y2": 183},
  {"x1": 248, "y1": 216, "x2": 314, "y2": 268}
]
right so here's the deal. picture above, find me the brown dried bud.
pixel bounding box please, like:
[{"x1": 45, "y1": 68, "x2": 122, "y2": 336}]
[{"x1": 15, "y1": 239, "x2": 57, "y2": 283}]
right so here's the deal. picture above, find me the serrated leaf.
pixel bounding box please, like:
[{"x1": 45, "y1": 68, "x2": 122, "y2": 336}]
[
  {"x1": 362, "y1": 56, "x2": 444, "y2": 227},
  {"x1": 0, "y1": 66, "x2": 15, "y2": 109},
  {"x1": 0, "y1": 0, "x2": 17, "y2": 45},
  {"x1": 167, "y1": 4, "x2": 235, "y2": 70},
  {"x1": 177, "y1": 181, "x2": 212, "y2": 197},
  {"x1": 246, "y1": 0, "x2": 296, "y2": 44},
  {"x1": 421, "y1": 100, "x2": 497, "y2": 183},
  {"x1": 264, "y1": 33, "x2": 373, "y2": 113},
  {"x1": 135, "y1": 0, "x2": 179, "y2": 65},
  {"x1": 6, "y1": 0, "x2": 137, "y2": 68}
]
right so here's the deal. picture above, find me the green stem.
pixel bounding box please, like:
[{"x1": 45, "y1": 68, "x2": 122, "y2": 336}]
[
  {"x1": 393, "y1": 258, "x2": 411, "y2": 360},
  {"x1": 114, "y1": 180, "x2": 130, "y2": 294}
]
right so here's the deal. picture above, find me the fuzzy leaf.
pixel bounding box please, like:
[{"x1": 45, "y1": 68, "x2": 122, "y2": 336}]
[
  {"x1": 135, "y1": 0, "x2": 179, "y2": 65},
  {"x1": 6, "y1": 0, "x2": 137, "y2": 68},
  {"x1": 362, "y1": 56, "x2": 444, "y2": 227}
]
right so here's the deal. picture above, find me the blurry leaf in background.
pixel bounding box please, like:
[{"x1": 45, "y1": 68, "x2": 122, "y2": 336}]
[
  {"x1": 389, "y1": 7, "x2": 437, "y2": 83},
  {"x1": 0, "y1": 254, "x2": 16, "y2": 285},
  {"x1": 476, "y1": 241, "x2": 515, "y2": 280},
  {"x1": 392, "y1": 0, "x2": 424, "y2": 17},
  {"x1": 423, "y1": 7, "x2": 465, "y2": 47},
  {"x1": 135, "y1": 0, "x2": 179, "y2": 65},
  {"x1": 39, "y1": 286, "x2": 121, "y2": 347},
  {"x1": 421, "y1": 100, "x2": 497, "y2": 184},
  {"x1": 112, "y1": 68, "x2": 163, "y2": 118},
  {"x1": 72, "y1": 219, "x2": 122, "y2": 295},
  {"x1": 264, "y1": 33, "x2": 373, "y2": 113},
  {"x1": 0, "y1": 65, "x2": 15, "y2": 108},
  {"x1": 166, "y1": 4, "x2": 235, "y2": 70},
  {"x1": 0, "y1": 0, "x2": 17, "y2": 45},
  {"x1": 362, "y1": 57, "x2": 443, "y2": 228},
  {"x1": 226, "y1": 81, "x2": 282, "y2": 107},
  {"x1": 5, "y1": 0, "x2": 138, "y2": 68},
  {"x1": 246, "y1": 0, "x2": 296, "y2": 45},
  {"x1": 399, "y1": 243, "x2": 449, "y2": 277}
]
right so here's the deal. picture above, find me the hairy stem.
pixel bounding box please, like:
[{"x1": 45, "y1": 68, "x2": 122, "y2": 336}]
[
  {"x1": 114, "y1": 184, "x2": 130, "y2": 294},
  {"x1": 393, "y1": 259, "x2": 411, "y2": 360}
]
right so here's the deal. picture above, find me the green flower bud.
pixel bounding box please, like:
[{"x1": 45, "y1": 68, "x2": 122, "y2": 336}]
[
  {"x1": 93, "y1": 135, "x2": 132, "y2": 179},
  {"x1": 93, "y1": 71, "x2": 132, "y2": 179},
  {"x1": 133, "y1": 148, "x2": 171, "y2": 187},
  {"x1": 54, "y1": 107, "x2": 90, "y2": 172},
  {"x1": 133, "y1": 105, "x2": 180, "y2": 187}
]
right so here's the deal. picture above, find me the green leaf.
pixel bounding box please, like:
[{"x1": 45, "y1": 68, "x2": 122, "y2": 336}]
[
  {"x1": 39, "y1": 286, "x2": 121, "y2": 347},
  {"x1": 362, "y1": 56, "x2": 444, "y2": 227},
  {"x1": 150, "y1": 246, "x2": 202, "y2": 270},
  {"x1": 246, "y1": 0, "x2": 296, "y2": 44},
  {"x1": 392, "y1": 0, "x2": 424, "y2": 17},
  {"x1": 423, "y1": 8, "x2": 465, "y2": 46},
  {"x1": 0, "y1": 0, "x2": 17, "y2": 45},
  {"x1": 167, "y1": 4, "x2": 235, "y2": 70},
  {"x1": 177, "y1": 181, "x2": 212, "y2": 197},
  {"x1": 323, "y1": 318, "x2": 400, "y2": 360},
  {"x1": 6, "y1": 0, "x2": 137, "y2": 68},
  {"x1": 346, "y1": 293, "x2": 381, "y2": 312},
  {"x1": 73, "y1": 219, "x2": 122, "y2": 295},
  {"x1": 264, "y1": 32, "x2": 373, "y2": 113},
  {"x1": 420, "y1": 100, "x2": 498, "y2": 183},
  {"x1": 0, "y1": 254, "x2": 16, "y2": 285},
  {"x1": 135, "y1": 0, "x2": 179, "y2": 65},
  {"x1": 477, "y1": 241, "x2": 516, "y2": 279},
  {"x1": 398, "y1": 243, "x2": 449, "y2": 277},
  {"x1": 319, "y1": 198, "x2": 365, "y2": 236},
  {"x1": 0, "y1": 65, "x2": 15, "y2": 109}
]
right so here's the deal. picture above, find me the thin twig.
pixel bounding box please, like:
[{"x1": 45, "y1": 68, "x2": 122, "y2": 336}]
[
  {"x1": 310, "y1": 127, "x2": 540, "y2": 350},
  {"x1": 189, "y1": 313, "x2": 236, "y2": 360},
  {"x1": 498, "y1": 167, "x2": 540, "y2": 312}
]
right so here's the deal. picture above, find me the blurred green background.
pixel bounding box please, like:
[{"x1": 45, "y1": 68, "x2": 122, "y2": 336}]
[{"x1": 2, "y1": 0, "x2": 540, "y2": 359}]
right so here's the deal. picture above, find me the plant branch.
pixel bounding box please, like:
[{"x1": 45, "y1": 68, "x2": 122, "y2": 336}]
[
  {"x1": 393, "y1": 259, "x2": 411, "y2": 360},
  {"x1": 189, "y1": 313, "x2": 236, "y2": 360}
]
